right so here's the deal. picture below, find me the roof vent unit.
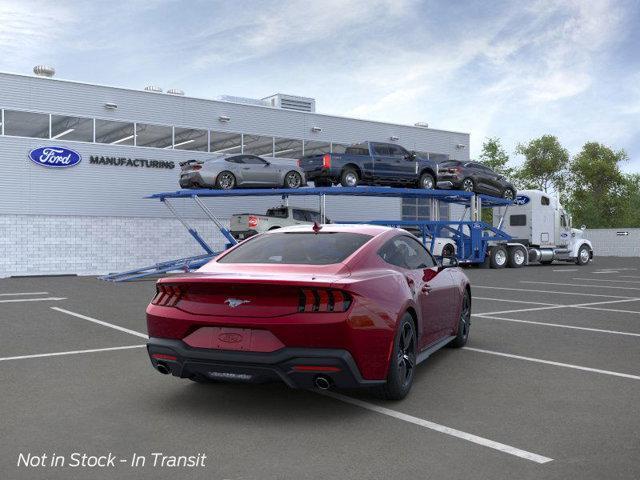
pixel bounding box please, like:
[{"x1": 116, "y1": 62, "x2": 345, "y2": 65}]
[
  {"x1": 33, "y1": 65, "x2": 55, "y2": 78},
  {"x1": 144, "y1": 85, "x2": 163, "y2": 93},
  {"x1": 217, "y1": 95, "x2": 270, "y2": 107},
  {"x1": 414, "y1": 122, "x2": 429, "y2": 128},
  {"x1": 262, "y1": 93, "x2": 316, "y2": 113},
  {"x1": 167, "y1": 88, "x2": 185, "y2": 96}
]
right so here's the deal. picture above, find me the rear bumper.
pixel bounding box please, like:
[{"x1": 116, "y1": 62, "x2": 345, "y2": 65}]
[
  {"x1": 179, "y1": 172, "x2": 209, "y2": 188},
  {"x1": 147, "y1": 337, "x2": 385, "y2": 389}
]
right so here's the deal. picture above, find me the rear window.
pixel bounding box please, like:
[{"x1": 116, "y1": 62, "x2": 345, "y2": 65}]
[
  {"x1": 218, "y1": 232, "x2": 372, "y2": 265},
  {"x1": 345, "y1": 143, "x2": 369, "y2": 156},
  {"x1": 266, "y1": 208, "x2": 288, "y2": 218}
]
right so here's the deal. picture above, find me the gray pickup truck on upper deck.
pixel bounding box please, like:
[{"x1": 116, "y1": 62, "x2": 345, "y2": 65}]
[{"x1": 298, "y1": 142, "x2": 439, "y2": 189}]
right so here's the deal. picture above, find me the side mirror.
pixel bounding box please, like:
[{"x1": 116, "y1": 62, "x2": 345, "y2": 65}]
[
  {"x1": 439, "y1": 255, "x2": 459, "y2": 270},
  {"x1": 404, "y1": 152, "x2": 416, "y2": 160}
]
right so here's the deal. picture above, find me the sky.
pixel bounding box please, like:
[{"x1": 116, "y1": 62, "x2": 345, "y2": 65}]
[{"x1": 1, "y1": 0, "x2": 639, "y2": 172}]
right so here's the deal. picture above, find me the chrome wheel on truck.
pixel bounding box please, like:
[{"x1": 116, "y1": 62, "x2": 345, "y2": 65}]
[{"x1": 341, "y1": 168, "x2": 359, "y2": 187}]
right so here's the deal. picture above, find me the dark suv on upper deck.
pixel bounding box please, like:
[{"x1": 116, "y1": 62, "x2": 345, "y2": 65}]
[{"x1": 436, "y1": 160, "x2": 516, "y2": 199}]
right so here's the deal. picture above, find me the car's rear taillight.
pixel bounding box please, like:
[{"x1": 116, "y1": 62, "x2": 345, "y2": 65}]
[
  {"x1": 298, "y1": 288, "x2": 352, "y2": 313},
  {"x1": 297, "y1": 159, "x2": 301, "y2": 167},
  {"x1": 322, "y1": 154, "x2": 331, "y2": 169},
  {"x1": 151, "y1": 284, "x2": 183, "y2": 307},
  {"x1": 248, "y1": 215, "x2": 259, "y2": 228}
]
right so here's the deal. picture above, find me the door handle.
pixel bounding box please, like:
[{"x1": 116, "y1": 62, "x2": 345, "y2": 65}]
[{"x1": 242, "y1": 167, "x2": 250, "y2": 170}]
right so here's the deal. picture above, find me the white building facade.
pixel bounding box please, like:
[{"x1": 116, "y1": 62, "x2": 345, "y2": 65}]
[{"x1": 0, "y1": 71, "x2": 470, "y2": 276}]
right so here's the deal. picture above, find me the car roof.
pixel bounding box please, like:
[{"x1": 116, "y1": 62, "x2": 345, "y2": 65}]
[{"x1": 273, "y1": 224, "x2": 395, "y2": 236}]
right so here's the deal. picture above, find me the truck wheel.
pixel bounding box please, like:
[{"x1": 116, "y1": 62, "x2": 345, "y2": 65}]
[
  {"x1": 576, "y1": 245, "x2": 591, "y2": 265},
  {"x1": 340, "y1": 168, "x2": 359, "y2": 187},
  {"x1": 419, "y1": 172, "x2": 435, "y2": 189},
  {"x1": 462, "y1": 178, "x2": 475, "y2": 192},
  {"x1": 507, "y1": 246, "x2": 526, "y2": 268},
  {"x1": 490, "y1": 245, "x2": 507, "y2": 269}
]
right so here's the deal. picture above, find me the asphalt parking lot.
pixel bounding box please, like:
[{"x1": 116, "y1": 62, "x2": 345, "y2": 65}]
[{"x1": 2, "y1": 257, "x2": 640, "y2": 480}]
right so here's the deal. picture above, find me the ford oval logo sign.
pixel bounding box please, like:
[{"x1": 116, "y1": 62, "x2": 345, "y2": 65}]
[
  {"x1": 514, "y1": 195, "x2": 530, "y2": 205},
  {"x1": 28, "y1": 146, "x2": 82, "y2": 168},
  {"x1": 218, "y1": 333, "x2": 243, "y2": 343}
]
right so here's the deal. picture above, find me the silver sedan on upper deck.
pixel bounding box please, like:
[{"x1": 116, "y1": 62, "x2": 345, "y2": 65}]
[{"x1": 179, "y1": 154, "x2": 307, "y2": 190}]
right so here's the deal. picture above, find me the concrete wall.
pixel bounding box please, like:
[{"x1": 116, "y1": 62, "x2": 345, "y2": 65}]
[{"x1": 583, "y1": 228, "x2": 640, "y2": 257}]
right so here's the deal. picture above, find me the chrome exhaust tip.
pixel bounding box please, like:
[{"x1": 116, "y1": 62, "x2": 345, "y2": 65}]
[
  {"x1": 156, "y1": 362, "x2": 171, "y2": 375},
  {"x1": 314, "y1": 376, "x2": 331, "y2": 390}
]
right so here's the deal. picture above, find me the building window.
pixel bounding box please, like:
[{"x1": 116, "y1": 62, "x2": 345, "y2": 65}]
[
  {"x1": 243, "y1": 134, "x2": 274, "y2": 156},
  {"x1": 273, "y1": 137, "x2": 303, "y2": 159},
  {"x1": 3, "y1": 110, "x2": 50, "y2": 139},
  {"x1": 173, "y1": 127, "x2": 208, "y2": 151},
  {"x1": 303, "y1": 140, "x2": 330, "y2": 156},
  {"x1": 401, "y1": 199, "x2": 449, "y2": 221},
  {"x1": 50, "y1": 114, "x2": 94, "y2": 142},
  {"x1": 210, "y1": 131, "x2": 242, "y2": 154},
  {"x1": 95, "y1": 119, "x2": 135, "y2": 145},
  {"x1": 135, "y1": 123, "x2": 173, "y2": 148}
]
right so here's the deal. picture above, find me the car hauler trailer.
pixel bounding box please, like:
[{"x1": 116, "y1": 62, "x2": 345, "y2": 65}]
[
  {"x1": 100, "y1": 186, "x2": 592, "y2": 282},
  {"x1": 491, "y1": 189, "x2": 593, "y2": 267}
]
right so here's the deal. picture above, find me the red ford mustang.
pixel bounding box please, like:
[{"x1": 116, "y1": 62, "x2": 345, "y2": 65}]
[{"x1": 146, "y1": 224, "x2": 471, "y2": 399}]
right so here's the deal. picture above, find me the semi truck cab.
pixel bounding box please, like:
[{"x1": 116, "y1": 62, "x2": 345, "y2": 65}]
[{"x1": 494, "y1": 189, "x2": 593, "y2": 266}]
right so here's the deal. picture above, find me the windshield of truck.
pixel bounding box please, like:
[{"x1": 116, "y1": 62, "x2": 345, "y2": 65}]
[{"x1": 266, "y1": 207, "x2": 288, "y2": 218}]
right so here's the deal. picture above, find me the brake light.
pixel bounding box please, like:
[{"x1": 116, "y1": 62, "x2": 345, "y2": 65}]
[
  {"x1": 151, "y1": 284, "x2": 183, "y2": 307},
  {"x1": 298, "y1": 288, "x2": 352, "y2": 313},
  {"x1": 292, "y1": 365, "x2": 341, "y2": 373},
  {"x1": 248, "y1": 215, "x2": 259, "y2": 228},
  {"x1": 297, "y1": 159, "x2": 301, "y2": 167},
  {"x1": 322, "y1": 154, "x2": 331, "y2": 168}
]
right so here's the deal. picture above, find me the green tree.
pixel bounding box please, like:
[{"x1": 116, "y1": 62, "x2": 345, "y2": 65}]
[
  {"x1": 566, "y1": 142, "x2": 628, "y2": 228},
  {"x1": 479, "y1": 137, "x2": 515, "y2": 177},
  {"x1": 515, "y1": 135, "x2": 569, "y2": 193},
  {"x1": 619, "y1": 174, "x2": 640, "y2": 227}
]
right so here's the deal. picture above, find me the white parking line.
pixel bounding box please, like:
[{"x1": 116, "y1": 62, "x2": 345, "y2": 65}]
[
  {"x1": 0, "y1": 292, "x2": 49, "y2": 296},
  {"x1": 474, "y1": 285, "x2": 637, "y2": 299},
  {"x1": 473, "y1": 314, "x2": 640, "y2": 337},
  {"x1": 572, "y1": 278, "x2": 640, "y2": 284},
  {"x1": 51, "y1": 307, "x2": 148, "y2": 339},
  {"x1": 521, "y1": 281, "x2": 640, "y2": 291},
  {"x1": 0, "y1": 297, "x2": 67, "y2": 304},
  {"x1": 320, "y1": 391, "x2": 553, "y2": 464},
  {"x1": 476, "y1": 298, "x2": 640, "y2": 317},
  {"x1": 474, "y1": 297, "x2": 559, "y2": 306},
  {"x1": 619, "y1": 275, "x2": 640, "y2": 279},
  {"x1": 463, "y1": 347, "x2": 640, "y2": 381},
  {"x1": 0, "y1": 345, "x2": 146, "y2": 362},
  {"x1": 553, "y1": 269, "x2": 578, "y2": 272}
]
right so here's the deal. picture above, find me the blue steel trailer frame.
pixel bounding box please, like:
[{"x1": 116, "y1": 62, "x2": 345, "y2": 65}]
[{"x1": 100, "y1": 186, "x2": 512, "y2": 281}]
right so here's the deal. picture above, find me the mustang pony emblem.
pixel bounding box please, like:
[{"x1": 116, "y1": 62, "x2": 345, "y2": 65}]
[{"x1": 225, "y1": 298, "x2": 251, "y2": 308}]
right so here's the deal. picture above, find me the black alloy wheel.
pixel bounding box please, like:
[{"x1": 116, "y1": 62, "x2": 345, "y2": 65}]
[
  {"x1": 375, "y1": 313, "x2": 417, "y2": 400},
  {"x1": 449, "y1": 289, "x2": 471, "y2": 348}
]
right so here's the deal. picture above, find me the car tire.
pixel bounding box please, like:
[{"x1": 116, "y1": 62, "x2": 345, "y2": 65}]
[
  {"x1": 576, "y1": 245, "x2": 591, "y2": 265},
  {"x1": 284, "y1": 171, "x2": 303, "y2": 189},
  {"x1": 374, "y1": 313, "x2": 417, "y2": 400},
  {"x1": 340, "y1": 168, "x2": 359, "y2": 187},
  {"x1": 507, "y1": 246, "x2": 526, "y2": 268},
  {"x1": 215, "y1": 171, "x2": 236, "y2": 190},
  {"x1": 448, "y1": 289, "x2": 471, "y2": 348},
  {"x1": 442, "y1": 243, "x2": 455, "y2": 258},
  {"x1": 462, "y1": 178, "x2": 475, "y2": 192},
  {"x1": 502, "y1": 188, "x2": 516, "y2": 200},
  {"x1": 489, "y1": 245, "x2": 507, "y2": 269},
  {"x1": 419, "y1": 172, "x2": 435, "y2": 190}
]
